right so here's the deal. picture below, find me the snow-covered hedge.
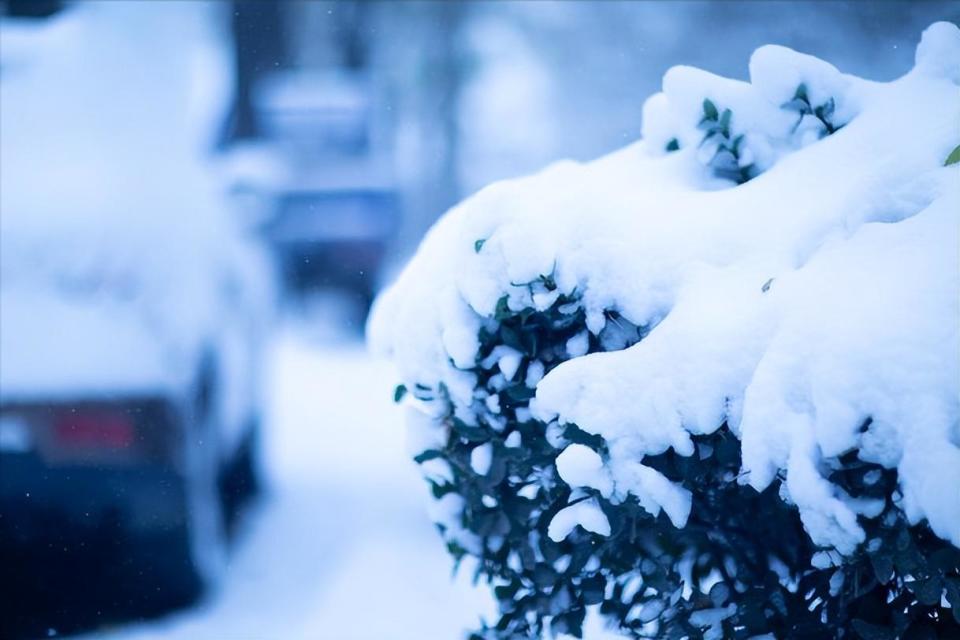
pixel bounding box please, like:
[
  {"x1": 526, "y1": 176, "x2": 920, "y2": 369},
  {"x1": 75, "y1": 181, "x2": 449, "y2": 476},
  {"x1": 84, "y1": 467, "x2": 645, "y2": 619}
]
[{"x1": 370, "y1": 23, "x2": 960, "y2": 639}]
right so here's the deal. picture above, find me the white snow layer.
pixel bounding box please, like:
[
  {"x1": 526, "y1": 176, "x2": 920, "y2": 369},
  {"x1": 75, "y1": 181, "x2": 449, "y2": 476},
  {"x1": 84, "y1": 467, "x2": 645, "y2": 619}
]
[
  {"x1": 548, "y1": 498, "x2": 612, "y2": 543},
  {"x1": 369, "y1": 24, "x2": 960, "y2": 553},
  {"x1": 0, "y1": 2, "x2": 274, "y2": 412}
]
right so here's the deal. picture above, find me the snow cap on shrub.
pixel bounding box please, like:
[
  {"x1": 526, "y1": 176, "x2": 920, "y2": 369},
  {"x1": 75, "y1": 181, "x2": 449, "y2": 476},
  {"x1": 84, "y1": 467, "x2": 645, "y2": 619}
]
[{"x1": 370, "y1": 22, "x2": 960, "y2": 639}]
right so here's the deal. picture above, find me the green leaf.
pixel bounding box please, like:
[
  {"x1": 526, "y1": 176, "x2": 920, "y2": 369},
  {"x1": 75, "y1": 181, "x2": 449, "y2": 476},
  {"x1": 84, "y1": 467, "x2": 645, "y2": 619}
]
[
  {"x1": 903, "y1": 622, "x2": 937, "y2": 640},
  {"x1": 533, "y1": 564, "x2": 557, "y2": 588},
  {"x1": 499, "y1": 325, "x2": 524, "y2": 352},
  {"x1": 782, "y1": 98, "x2": 812, "y2": 114},
  {"x1": 719, "y1": 108, "x2": 732, "y2": 133},
  {"x1": 869, "y1": 549, "x2": 894, "y2": 584},
  {"x1": 393, "y1": 384, "x2": 407, "y2": 403},
  {"x1": 817, "y1": 97, "x2": 836, "y2": 120},
  {"x1": 945, "y1": 143, "x2": 960, "y2": 166},
  {"x1": 563, "y1": 424, "x2": 605, "y2": 450},
  {"x1": 494, "y1": 295, "x2": 512, "y2": 321},
  {"x1": 928, "y1": 546, "x2": 960, "y2": 572},
  {"x1": 581, "y1": 574, "x2": 606, "y2": 604},
  {"x1": 414, "y1": 449, "x2": 443, "y2": 464},
  {"x1": 709, "y1": 581, "x2": 731, "y2": 606},
  {"x1": 665, "y1": 138, "x2": 680, "y2": 152},
  {"x1": 494, "y1": 581, "x2": 520, "y2": 602},
  {"x1": 944, "y1": 577, "x2": 960, "y2": 623},
  {"x1": 451, "y1": 418, "x2": 489, "y2": 443},
  {"x1": 852, "y1": 619, "x2": 896, "y2": 640},
  {"x1": 550, "y1": 607, "x2": 585, "y2": 637},
  {"x1": 429, "y1": 480, "x2": 456, "y2": 499},
  {"x1": 913, "y1": 575, "x2": 943, "y2": 606},
  {"x1": 539, "y1": 273, "x2": 557, "y2": 291},
  {"x1": 793, "y1": 83, "x2": 809, "y2": 102},
  {"x1": 731, "y1": 133, "x2": 745, "y2": 153},
  {"x1": 894, "y1": 542, "x2": 922, "y2": 574},
  {"x1": 474, "y1": 238, "x2": 486, "y2": 253},
  {"x1": 503, "y1": 384, "x2": 536, "y2": 403},
  {"x1": 702, "y1": 98, "x2": 719, "y2": 121}
]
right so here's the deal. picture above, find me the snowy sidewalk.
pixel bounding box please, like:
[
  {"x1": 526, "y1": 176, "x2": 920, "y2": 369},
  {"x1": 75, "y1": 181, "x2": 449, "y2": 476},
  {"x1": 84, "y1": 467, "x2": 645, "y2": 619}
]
[{"x1": 91, "y1": 323, "x2": 493, "y2": 640}]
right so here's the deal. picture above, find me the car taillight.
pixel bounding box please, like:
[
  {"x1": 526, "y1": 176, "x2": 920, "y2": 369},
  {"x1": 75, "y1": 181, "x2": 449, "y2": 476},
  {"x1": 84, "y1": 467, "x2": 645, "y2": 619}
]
[
  {"x1": 53, "y1": 409, "x2": 135, "y2": 450},
  {"x1": 2, "y1": 400, "x2": 172, "y2": 466}
]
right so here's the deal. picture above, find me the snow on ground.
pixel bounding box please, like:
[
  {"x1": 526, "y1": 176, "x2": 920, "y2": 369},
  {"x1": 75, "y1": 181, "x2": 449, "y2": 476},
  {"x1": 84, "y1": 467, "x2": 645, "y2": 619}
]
[{"x1": 89, "y1": 310, "x2": 495, "y2": 640}]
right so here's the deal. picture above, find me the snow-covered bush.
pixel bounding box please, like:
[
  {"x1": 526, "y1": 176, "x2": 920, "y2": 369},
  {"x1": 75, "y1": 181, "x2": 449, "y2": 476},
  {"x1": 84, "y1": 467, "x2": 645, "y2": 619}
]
[{"x1": 370, "y1": 23, "x2": 960, "y2": 639}]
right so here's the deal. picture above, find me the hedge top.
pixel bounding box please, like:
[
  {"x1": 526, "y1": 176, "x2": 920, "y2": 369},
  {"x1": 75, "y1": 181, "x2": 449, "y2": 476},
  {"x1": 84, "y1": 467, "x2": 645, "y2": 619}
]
[{"x1": 370, "y1": 22, "x2": 960, "y2": 557}]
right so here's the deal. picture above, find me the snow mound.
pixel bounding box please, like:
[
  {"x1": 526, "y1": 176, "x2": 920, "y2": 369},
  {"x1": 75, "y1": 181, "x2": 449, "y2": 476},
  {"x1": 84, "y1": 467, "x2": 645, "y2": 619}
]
[{"x1": 369, "y1": 23, "x2": 960, "y2": 554}]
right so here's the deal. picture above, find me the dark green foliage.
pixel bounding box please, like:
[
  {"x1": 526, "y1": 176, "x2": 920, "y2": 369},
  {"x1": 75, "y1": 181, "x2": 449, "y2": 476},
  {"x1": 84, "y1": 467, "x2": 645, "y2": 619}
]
[
  {"x1": 694, "y1": 86, "x2": 843, "y2": 185},
  {"x1": 664, "y1": 138, "x2": 681, "y2": 153},
  {"x1": 697, "y1": 98, "x2": 756, "y2": 184},
  {"x1": 404, "y1": 276, "x2": 959, "y2": 639},
  {"x1": 782, "y1": 83, "x2": 843, "y2": 135},
  {"x1": 945, "y1": 144, "x2": 960, "y2": 166},
  {"x1": 823, "y1": 449, "x2": 960, "y2": 639}
]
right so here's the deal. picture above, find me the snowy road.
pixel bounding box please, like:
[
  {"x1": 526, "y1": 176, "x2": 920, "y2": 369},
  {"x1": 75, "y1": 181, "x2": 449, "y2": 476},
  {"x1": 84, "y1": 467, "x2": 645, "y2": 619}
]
[{"x1": 90, "y1": 321, "x2": 494, "y2": 640}]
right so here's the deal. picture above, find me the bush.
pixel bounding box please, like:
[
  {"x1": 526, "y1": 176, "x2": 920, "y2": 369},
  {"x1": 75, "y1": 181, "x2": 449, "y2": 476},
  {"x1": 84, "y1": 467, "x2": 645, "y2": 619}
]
[
  {"x1": 373, "y1": 22, "x2": 960, "y2": 640},
  {"x1": 404, "y1": 286, "x2": 959, "y2": 639}
]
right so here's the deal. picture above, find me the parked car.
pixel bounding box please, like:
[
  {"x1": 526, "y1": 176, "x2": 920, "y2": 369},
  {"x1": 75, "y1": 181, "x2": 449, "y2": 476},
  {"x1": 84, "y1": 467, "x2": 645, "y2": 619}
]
[
  {"x1": 0, "y1": 4, "x2": 274, "y2": 634},
  {"x1": 262, "y1": 159, "x2": 399, "y2": 308},
  {"x1": 234, "y1": 70, "x2": 400, "y2": 309}
]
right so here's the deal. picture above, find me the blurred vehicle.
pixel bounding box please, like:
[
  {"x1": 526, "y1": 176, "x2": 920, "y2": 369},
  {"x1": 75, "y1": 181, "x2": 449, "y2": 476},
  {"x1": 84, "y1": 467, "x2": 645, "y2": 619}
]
[
  {"x1": 263, "y1": 157, "x2": 399, "y2": 310},
  {"x1": 0, "y1": 2, "x2": 274, "y2": 626},
  {"x1": 230, "y1": 70, "x2": 400, "y2": 309}
]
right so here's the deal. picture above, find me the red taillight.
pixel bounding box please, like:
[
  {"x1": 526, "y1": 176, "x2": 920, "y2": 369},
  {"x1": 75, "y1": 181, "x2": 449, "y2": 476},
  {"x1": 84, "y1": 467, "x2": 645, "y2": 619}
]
[{"x1": 53, "y1": 410, "x2": 135, "y2": 449}]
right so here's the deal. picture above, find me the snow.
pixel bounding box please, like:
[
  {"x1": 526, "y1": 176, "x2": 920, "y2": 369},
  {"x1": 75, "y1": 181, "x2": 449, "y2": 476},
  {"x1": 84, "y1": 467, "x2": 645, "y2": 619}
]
[
  {"x1": 87, "y1": 322, "x2": 495, "y2": 640},
  {"x1": 471, "y1": 442, "x2": 494, "y2": 476},
  {"x1": 524, "y1": 360, "x2": 545, "y2": 388},
  {"x1": 748, "y1": 46, "x2": 854, "y2": 120},
  {"x1": 370, "y1": 22, "x2": 960, "y2": 555},
  {"x1": 496, "y1": 348, "x2": 524, "y2": 381},
  {"x1": 555, "y1": 444, "x2": 613, "y2": 498},
  {"x1": 915, "y1": 20, "x2": 960, "y2": 83},
  {"x1": 688, "y1": 604, "x2": 737, "y2": 640},
  {"x1": 608, "y1": 459, "x2": 692, "y2": 530},
  {"x1": 565, "y1": 331, "x2": 590, "y2": 359},
  {"x1": 0, "y1": 2, "x2": 274, "y2": 446},
  {"x1": 0, "y1": 3, "x2": 237, "y2": 380},
  {"x1": 740, "y1": 187, "x2": 960, "y2": 551},
  {"x1": 547, "y1": 498, "x2": 611, "y2": 542},
  {"x1": 0, "y1": 290, "x2": 178, "y2": 401}
]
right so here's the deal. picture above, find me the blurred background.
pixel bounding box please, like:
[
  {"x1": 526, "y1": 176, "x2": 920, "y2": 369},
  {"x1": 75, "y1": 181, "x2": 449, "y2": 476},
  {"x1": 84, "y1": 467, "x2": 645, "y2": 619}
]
[{"x1": 0, "y1": 2, "x2": 956, "y2": 639}]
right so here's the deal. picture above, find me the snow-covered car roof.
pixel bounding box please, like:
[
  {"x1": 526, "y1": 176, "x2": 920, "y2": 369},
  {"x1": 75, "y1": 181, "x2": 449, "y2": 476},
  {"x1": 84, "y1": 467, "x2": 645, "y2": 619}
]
[
  {"x1": 0, "y1": 2, "x2": 232, "y2": 261},
  {"x1": 0, "y1": 289, "x2": 180, "y2": 403},
  {"x1": 0, "y1": 3, "x2": 256, "y2": 400}
]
